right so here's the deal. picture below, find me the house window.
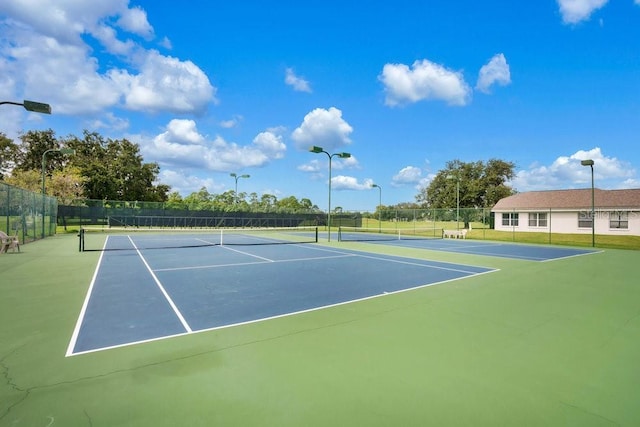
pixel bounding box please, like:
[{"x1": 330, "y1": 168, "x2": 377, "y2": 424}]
[
  {"x1": 609, "y1": 211, "x2": 628, "y2": 229},
  {"x1": 528, "y1": 212, "x2": 548, "y2": 227},
  {"x1": 578, "y1": 211, "x2": 593, "y2": 228},
  {"x1": 502, "y1": 212, "x2": 519, "y2": 226}
]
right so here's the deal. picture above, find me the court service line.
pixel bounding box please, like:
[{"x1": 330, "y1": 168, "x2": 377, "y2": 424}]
[
  {"x1": 292, "y1": 243, "x2": 493, "y2": 273},
  {"x1": 129, "y1": 236, "x2": 193, "y2": 333},
  {"x1": 540, "y1": 249, "x2": 603, "y2": 262},
  {"x1": 222, "y1": 245, "x2": 275, "y2": 262},
  {"x1": 153, "y1": 253, "x2": 356, "y2": 272},
  {"x1": 350, "y1": 252, "x2": 491, "y2": 275}
]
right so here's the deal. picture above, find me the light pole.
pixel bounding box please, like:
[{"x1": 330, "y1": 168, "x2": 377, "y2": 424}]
[
  {"x1": 309, "y1": 145, "x2": 351, "y2": 242},
  {"x1": 230, "y1": 173, "x2": 250, "y2": 205},
  {"x1": 447, "y1": 174, "x2": 460, "y2": 230},
  {"x1": 1, "y1": 99, "x2": 51, "y2": 114},
  {"x1": 41, "y1": 148, "x2": 75, "y2": 238},
  {"x1": 581, "y1": 159, "x2": 595, "y2": 247},
  {"x1": 371, "y1": 183, "x2": 382, "y2": 232}
]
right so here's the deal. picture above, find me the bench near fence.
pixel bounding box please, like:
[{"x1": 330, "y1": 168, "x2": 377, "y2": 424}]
[
  {"x1": 442, "y1": 229, "x2": 468, "y2": 239},
  {"x1": 0, "y1": 231, "x2": 20, "y2": 254}
]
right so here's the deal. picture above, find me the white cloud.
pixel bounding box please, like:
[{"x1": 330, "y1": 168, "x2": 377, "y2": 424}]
[
  {"x1": 87, "y1": 112, "x2": 130, "y2": 131},
  {"x1": 220, "y1": 115, "x2": 243, "y2": 128},
  {"x1": 476, "y1": 54, "x2": 511, "y2": 94},
  {"x1": 159, "y1": 37, "x2": 173, "y2": 50},
  {"x1": 0, "y1": 0, "x2": 216, "y2": 127},
  {"x1": 252, "y1": 129, "x2": 287, "y2": 159},
  {"x1": 298, "y1": 155, "x2": 359, "y2": 182},
  {"x1": 117, "y1": 6, "x2": 154, "y2": 39},
  {"x1": 291, "y1": 107, "x2": 353, "y2": 151},
  {"x1": 297, "y1": 159, "x2": 323, "y2": 173},
  {"x1": 509, "y1": 147, "x2": 635, "y2": 191},
  {"x1": 331, "y1": 176, "x2": 374, "y2": 191},
  {"x1": 143, "y1": 120, "x2": 286, "y2": 172},
  {"x1": 115, "y1": 50, "x2": 215, "y2": 114},
  {"x1": 164, "y1": 119, "x2": 206, "y2": 145},
  {"x1": 158, "y1": 170, "x2": 222, "y2": 196},
  {"x1": 285, "y1": 68, "x2": 312, "y2": 93},
  {"x1": 557, "y1": 0, "x2": 609, "y2": 24},
  {"x1": 392, "y1": 166, "x2": 423, "y2": 186},
  {"x1": 379, "y1": 59, "x2": 471, "y2": 107}
]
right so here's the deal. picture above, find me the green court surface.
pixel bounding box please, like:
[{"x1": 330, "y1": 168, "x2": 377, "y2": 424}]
[{"x1": 1, "y1": 234, "x2": 639, "y2": 426}]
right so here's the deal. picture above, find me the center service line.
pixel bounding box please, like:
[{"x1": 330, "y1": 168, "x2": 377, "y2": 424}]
[{"x1": 128, "y1": 236, "x2": 193, "y2": 333}]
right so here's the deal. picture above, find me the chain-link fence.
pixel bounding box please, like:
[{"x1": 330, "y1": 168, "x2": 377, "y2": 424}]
[
  {"x1": 55, "y1": 200, "x2": 639, "y2": 248},
  {"x1": 57, "y1": 199, "x2": 364, "y2": 229},
  {"x1": 0, "y1": 181, "x2": 58, "y2": 244}
]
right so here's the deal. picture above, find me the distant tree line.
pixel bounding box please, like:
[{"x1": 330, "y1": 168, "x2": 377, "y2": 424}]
[
  {"x1": 0, "y1": 129, "x2": 319, "y2": 212},
  {"x1": 1, "y1": 129, "x2": 516, "y2": 215}
]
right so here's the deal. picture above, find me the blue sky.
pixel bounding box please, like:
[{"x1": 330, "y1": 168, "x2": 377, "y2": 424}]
[{"x1": 1, "y1": 0, "x2": 639, "y2": 211}]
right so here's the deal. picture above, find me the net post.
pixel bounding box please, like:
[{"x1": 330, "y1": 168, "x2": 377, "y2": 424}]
[
  {"x1": 78, "y1": 227, "x2": 84, "y2": 252},
  {"x1": 337, "y1": 226, "x2": 341, "y2": 242},
  {"x1": 315, "y1": 226, "x2": 319, "y2": 243}
]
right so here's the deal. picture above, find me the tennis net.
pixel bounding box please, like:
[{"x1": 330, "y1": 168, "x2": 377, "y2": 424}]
[
  {"x1": 337, "y1": 226, "x2": 443, "y2": 242},
  {"x1": 79, "y1": 226, "x2": 319, "y2": 252}
]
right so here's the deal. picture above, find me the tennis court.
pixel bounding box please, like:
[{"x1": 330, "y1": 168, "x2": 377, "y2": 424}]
[
  {"x1": 337, "y1": 226, "x2": 598, "y2": 261},
  {"x1": 2, "y1": 231, "x2": 639, "y2": 426},
  {"x1": 68, "y1": 227, "x2": 496, "y2": 355}
]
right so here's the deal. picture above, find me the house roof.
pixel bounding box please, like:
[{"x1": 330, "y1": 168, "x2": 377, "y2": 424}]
[{"x1": 492, "y1": 188, "x2": 640, "y2": 211}]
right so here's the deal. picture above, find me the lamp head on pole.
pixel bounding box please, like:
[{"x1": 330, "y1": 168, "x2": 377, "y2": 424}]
[
  {"x1": 23, "y1": 100, "x2": 52, "y2": 114},
  {"x1": 581, "y1": 159, "x2": 594, "y2": 166},
  {"x1": 337, "y1": 152, "x2": 351, "y2": 159},
  {"x1": 309, "y1": 146, "x2": 324, "y2": 153}
]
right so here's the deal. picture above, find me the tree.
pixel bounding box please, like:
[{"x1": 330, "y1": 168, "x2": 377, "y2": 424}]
[
  {"x1": 183, "y1": 187, "x2": 213, "y2": 210},
  {"x1": 13, "y1": 129, "x2": 60, "y2": 173},
  {"x1": 0, "y1": 133, "x2": 19, "y2": 180},
  {"x1": 259, "y1": 194, "x2": 277, "y2": 212},
  {"x1": 165, "y1": 191, "x2": 186, "y2": 210},
  {"x1": 65, "y1": 131, "x2": 169, "y2": 201},
  {"x1": 49, "y1": 166, "x2": 86, "y2": 204},
  {"x1": 417, "y1": 159, "x2": 516, "y2": 226},
  {"x1": 4, "y1": 169, "x2": 41, "y2": 192},
  {"x1": 213, "y1": 190, "x2": 240, "y2": 211}
]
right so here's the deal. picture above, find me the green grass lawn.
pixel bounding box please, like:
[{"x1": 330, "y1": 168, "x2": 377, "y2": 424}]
[{"x1": 2, "y1": 233, "x2": 639, "y2": 426}]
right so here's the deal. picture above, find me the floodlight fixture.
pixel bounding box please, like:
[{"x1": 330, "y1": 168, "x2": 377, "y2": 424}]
[
  {"x1": 230, "y1": 173, "x2": 250, "y2": 204},
  {"x1": 309, "y1": 145, "x2": 353, "y2": 241},
  {"x1": 1, "y1": 99, "x2": 51, "y2": 114}
]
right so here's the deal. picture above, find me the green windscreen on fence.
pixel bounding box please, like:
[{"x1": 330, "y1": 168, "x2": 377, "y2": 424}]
[{"x1": 0, "y1": 181, "x2": 58, "y2": 244}]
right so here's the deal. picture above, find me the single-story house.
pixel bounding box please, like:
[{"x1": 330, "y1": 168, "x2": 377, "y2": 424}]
[{"x1": 492, "y1": 188, "x2": 640, "y2": 236}]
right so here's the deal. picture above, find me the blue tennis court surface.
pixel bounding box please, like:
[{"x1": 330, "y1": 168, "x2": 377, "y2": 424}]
[
  {"x1": 338, "y1": 231, "x2": 598, "y2": 261},
  {"x1": 67, "y1": 242, "x2": 496, "y2": 355}
]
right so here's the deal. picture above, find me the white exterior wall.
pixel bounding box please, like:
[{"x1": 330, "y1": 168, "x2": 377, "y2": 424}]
[{"x1": 493, "y1": 209, "x2": 640, "y2": 236}]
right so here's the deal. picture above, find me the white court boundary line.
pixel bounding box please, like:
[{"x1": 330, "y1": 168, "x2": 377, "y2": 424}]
[
  {"x1": 66, "y1": 242, "x2": 108, "y2": 357},
  {"x1": 375, "y1": 238, "x2": 602, "y2": 262},
  {"x1": 67, "y1": 240, "x2": 497, "y2": 356}
]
